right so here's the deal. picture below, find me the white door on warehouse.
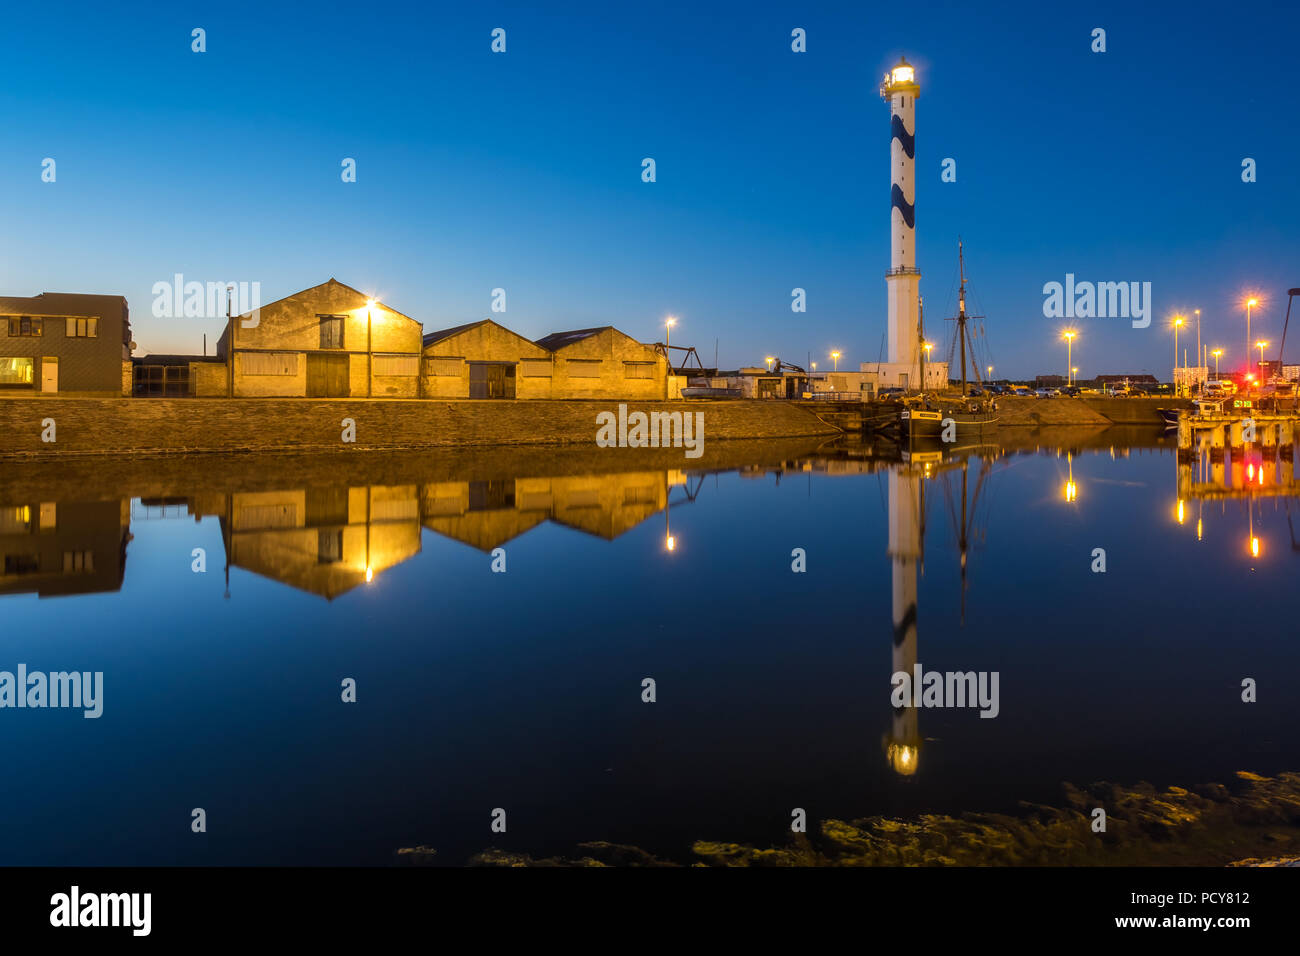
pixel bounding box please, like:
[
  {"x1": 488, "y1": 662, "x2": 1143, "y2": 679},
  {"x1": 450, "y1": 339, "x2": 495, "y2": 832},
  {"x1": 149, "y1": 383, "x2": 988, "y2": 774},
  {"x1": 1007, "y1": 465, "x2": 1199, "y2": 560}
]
[{"x1": 41, "y1": 356, "x2": 58, "y2": 392}]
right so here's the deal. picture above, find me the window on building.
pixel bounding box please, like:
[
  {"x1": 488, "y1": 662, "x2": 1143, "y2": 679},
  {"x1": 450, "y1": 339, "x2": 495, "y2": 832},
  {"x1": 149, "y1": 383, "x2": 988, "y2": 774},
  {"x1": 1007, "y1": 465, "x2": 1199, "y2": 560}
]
[
  {"x1": 372, "y1": 354, "x2": 418, "y2": 377},
  {"x1": 239, "y1": 352, "x2": 299, "y2": 376},
  {"x1": 319, "y1": 315, "x2": 345, "y2": 349},
  {"x1": 566, "y1": 359, "x2": 602, "y2": 378},
  {"x1": 520, "y1": 359, "x2": 552, "y2": 377},
  {"x1": 424, "y1": 357, "x2": 464, "y2": 377},
  {"x1": 62, "y1": 551, "x2": 95, "y2": 573},
  {"x1": 4, "y1": 554, "x2": 40, "y2": 575},
  {"x1": 0, "y1": 357, "x2": 35, "y2": 387},
  {"x1": 623, "y1": 362, "x2": 655, "y2": 379},
  {"x1": 65, "y1": 317, "x2": 99, "y2": 338},
  {"x1": 0, "y1": 505, "x2": 34, "y2": 534},
  {"x1": 317, "y1": 529, "x2": 343, "y2": 564},
  {"x1": 8, "y1": 317, "x2": 42, "y2": 337}
]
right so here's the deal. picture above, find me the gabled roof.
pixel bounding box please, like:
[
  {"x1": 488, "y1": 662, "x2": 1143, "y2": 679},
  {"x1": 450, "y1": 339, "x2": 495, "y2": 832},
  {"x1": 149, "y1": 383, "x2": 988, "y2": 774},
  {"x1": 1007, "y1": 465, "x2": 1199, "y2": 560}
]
[
  {"x1": 422, "y1": 319, "x2": 493, "y2": 348},
  {"x1": 233, "y1": 278, "x2": 420, "y2": 326},
  {"x1": 534, "y1": 327, "x2": 615, "y2": 351}
]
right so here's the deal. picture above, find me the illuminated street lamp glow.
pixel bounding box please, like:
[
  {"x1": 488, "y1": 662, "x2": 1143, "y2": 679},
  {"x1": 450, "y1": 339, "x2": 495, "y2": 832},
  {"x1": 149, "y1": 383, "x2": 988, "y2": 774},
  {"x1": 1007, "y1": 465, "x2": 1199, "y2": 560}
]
[
  {"x1": 1212, "y1": 348, "x2": 1223, "y2": 377},
  {"x1": 765, "y1": 356, "x2": 774, "y2": 371},
  {"x1": 1063, "y1": 330, "x2": 1076, "y2": 384},
  {"x1": 1256, "y1": 339, "x2": 1269, "y2": 376},
  {"x1": 830, "y1": 350, "x2": 841, "y2": 371}
]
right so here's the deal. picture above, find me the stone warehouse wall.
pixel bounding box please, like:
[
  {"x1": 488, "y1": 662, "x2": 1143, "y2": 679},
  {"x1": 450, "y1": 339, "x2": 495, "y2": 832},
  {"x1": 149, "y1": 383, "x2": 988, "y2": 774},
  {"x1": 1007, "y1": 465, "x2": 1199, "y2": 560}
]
[{"x1": 0, "y1": 398, "x2": 840, "y2": 458}]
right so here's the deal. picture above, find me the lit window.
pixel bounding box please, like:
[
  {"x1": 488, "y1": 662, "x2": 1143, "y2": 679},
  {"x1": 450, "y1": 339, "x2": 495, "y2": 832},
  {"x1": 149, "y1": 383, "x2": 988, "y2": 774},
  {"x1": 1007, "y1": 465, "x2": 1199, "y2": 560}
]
[
  {"x1": 0, "y1": 357, "x2": 35, "y2": 386},
  {"x1": 8, "y1": 317, "x2": 42, "y2": 337}
]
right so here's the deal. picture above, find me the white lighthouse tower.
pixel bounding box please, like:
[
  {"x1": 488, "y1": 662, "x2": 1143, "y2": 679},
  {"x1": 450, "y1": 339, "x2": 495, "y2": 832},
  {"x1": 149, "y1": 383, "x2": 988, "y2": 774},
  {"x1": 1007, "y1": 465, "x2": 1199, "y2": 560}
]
[{"x1": 876, "y1": 57, "x2": 945, "y2": 391}]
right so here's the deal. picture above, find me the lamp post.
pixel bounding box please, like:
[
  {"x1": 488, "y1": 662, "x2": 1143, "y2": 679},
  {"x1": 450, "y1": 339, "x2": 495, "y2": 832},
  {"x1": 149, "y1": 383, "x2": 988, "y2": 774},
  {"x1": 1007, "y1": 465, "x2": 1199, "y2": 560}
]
[
  {"x1": 665, "y1": 316, "x2": 676, "y2": 399},
  {"x1": 1212, "y1": 349, "x2": 1222, "y2": 378},
  {"x1": 1173, "y1": 315, "x2": 1184, "y2": 396},
  {"x1": 1246, "y1": 298, "x2": 1258, "y2": 377},
  {"x1": 1063, "y1": 330, "x2": 1076, "y2": 386},
  {"x1": 1071, "y1": 366, "x2": 1078, "y2": 386},
  {"x1": 765, "y1": 356, "x2": 774, "y2": 372},
  {"x1": 366, "y1": 298, "x2": 376, "y2": 398},
  {"x1": 831, "y1": 350, "x2": 840, "y2": 372},
  {"x1": 1256, "y1": 339, "x2": 1269, "y2": 380},
  {"x1": 1195, "y1": 308, "x2": 1201, "y2": 379}
]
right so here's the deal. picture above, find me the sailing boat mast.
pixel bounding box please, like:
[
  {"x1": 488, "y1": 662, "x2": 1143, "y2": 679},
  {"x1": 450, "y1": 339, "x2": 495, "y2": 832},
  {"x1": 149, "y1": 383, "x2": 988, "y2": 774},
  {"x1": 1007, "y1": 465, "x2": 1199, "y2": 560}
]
[
  {"x1": 958, "y1": 238, "x2": 968, "y2": 398},
  {"x1": 917, "y1": 295, "x2": 925, "y2": 394}
]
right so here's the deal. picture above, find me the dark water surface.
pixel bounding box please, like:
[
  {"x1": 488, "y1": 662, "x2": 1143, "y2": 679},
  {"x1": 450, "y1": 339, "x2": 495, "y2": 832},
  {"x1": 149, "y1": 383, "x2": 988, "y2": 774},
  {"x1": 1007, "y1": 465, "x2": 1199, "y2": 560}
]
[{"x1": 2, "y1": 432, "x2": 1297, "y2": 865}]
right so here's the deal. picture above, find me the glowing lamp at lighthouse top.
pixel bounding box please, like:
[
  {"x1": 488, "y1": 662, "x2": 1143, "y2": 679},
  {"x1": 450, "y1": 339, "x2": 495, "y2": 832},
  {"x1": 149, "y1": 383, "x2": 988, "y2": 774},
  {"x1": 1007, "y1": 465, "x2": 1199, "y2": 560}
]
[{"x1": 881, "y1": 56, "x2": 919, "y2": 98}]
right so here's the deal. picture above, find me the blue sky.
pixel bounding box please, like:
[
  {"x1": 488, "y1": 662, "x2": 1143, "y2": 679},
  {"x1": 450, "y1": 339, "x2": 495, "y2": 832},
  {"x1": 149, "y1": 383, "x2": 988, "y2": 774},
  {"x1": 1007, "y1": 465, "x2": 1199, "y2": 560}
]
[{"x1": 1, "y1": 0, "x2": 1297, "y2": 377}]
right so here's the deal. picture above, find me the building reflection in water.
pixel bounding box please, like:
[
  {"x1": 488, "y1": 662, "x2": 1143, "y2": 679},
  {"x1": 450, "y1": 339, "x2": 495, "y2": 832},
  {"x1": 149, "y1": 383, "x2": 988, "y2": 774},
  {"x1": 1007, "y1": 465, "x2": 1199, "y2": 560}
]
[
  {"x1": 190, "y1": 486, "x2": 424, "y2": 600},
  {"x1": 0, "y1": 499, "x2": 131, "y2": 598},
  {"x1": 420, "y1": 470, "x2": 686, "y2": 553},
  {"x1": 0, "y1": 469, "x2": 698, "y2": 602}
]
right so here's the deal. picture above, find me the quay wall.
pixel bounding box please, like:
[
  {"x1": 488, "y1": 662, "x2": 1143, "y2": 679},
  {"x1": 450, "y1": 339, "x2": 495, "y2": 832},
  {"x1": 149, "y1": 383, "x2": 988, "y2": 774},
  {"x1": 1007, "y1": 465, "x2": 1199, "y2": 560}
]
[
  {"x1": 996, "y1": 396, "x2": 1188, "y2": 426},
  {"x1": 0, "y1": 398, "x2": 840, "y2": 459}
]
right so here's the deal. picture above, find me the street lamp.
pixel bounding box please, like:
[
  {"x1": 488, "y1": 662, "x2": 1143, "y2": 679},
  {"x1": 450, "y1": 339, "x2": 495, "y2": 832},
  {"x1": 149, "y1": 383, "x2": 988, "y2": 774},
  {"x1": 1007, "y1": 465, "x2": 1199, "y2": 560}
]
[
  {"x1": 1063, "y1": 330, "x2": 1076, "y2": 385},
  {"x1": 665, "y1": 317, "x2": 677, "y2": 399},
  {"x1": 1172, "y1": 315, "x2": 1184, "y2": 395},
  {"x1": 1212, "y1": 348, "x2": 1223, "y2": 378},
  {"x1": 765, "y1": 356, "x2": 774, "y2": 371},
  {"x1": 366, "y1": 298, "x2": 377, "y2": 398},
  {"x1": 831, "y1": 350, "x2": 841, "y2": 372},
  {"x1": 1246, "y1": 297, "x2": 1259, "y2": 377},
  {"x1": 1256, "y1": 339, "x2": 1269, "y2": 379},
  {"x1": 1194, "y1": 308, "x2": 1201, "y2": 378}
]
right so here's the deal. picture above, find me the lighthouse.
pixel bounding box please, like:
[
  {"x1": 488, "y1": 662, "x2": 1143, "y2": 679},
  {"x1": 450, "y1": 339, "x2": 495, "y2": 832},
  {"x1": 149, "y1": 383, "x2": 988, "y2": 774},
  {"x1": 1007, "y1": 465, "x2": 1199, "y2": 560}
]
[{"x1": 877, "y1": 57, "x2": 944, "y2": 390}]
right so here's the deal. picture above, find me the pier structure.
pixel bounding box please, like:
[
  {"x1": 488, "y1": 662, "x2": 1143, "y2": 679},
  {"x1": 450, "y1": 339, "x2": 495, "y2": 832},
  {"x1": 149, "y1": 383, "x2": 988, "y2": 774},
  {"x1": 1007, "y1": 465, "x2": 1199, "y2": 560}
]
[{"x1": 1175, "y1": 409, "x2": 1300, "y2": 463}]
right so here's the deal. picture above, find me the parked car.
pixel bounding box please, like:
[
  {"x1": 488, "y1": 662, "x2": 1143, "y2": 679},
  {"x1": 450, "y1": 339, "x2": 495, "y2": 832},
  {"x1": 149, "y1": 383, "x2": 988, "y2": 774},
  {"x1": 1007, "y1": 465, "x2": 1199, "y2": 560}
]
[
  {"x1": 1204, "y1": 380, "x2": 1237, "y2": 397},
  {"x1": 1061, "y1": 386, "x2": 1081, "y2": 397},
  {"x1": 877, "y1": 387, "x2": 907, "y2": 400},
  {"x1": 1010, "y1": 385, "x2": 1033, "y2": 396},
  {"x1": 1033, "y1": 387, "x2": 1059, "y2": 398}
]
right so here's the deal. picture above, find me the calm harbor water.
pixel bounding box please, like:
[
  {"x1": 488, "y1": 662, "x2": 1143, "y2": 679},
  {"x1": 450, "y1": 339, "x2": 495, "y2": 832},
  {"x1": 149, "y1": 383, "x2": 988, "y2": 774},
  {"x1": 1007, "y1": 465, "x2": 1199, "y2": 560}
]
[{"x1": 2, "y1": 432, "x2": 1298, "y2": 865}]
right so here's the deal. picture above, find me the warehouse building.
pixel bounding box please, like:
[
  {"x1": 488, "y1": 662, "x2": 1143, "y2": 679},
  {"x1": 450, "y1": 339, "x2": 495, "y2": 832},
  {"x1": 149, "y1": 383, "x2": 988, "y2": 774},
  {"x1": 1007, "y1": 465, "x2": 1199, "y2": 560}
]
[
  {"x1": 205, "y1": 279, "x2": 422, "y2": 398},
  {"x1": 534, "y1": 326, "x2": 672, "y2": 400},
  {"x1": 419, "y1": 319, "x2": 554, "y2": 399}
]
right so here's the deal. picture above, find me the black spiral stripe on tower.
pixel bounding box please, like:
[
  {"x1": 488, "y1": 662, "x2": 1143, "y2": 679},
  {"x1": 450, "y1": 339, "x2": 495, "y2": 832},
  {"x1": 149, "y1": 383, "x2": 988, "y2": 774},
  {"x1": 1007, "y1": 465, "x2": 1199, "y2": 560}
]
[
  {"x1": 891, "y1": 184, "x2": 915, "y2": 229},
  {"x1": 890, "y1": 113, "x2": 915, "y2": 159}
]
